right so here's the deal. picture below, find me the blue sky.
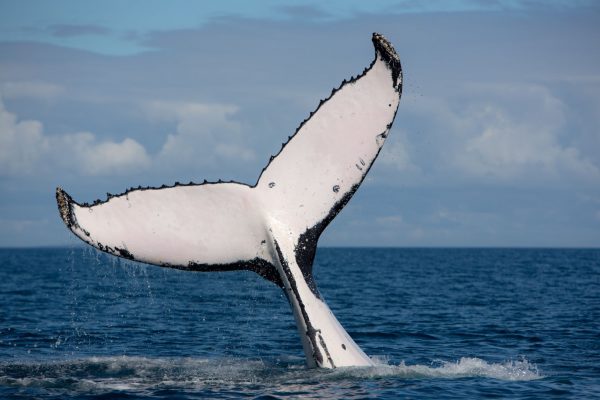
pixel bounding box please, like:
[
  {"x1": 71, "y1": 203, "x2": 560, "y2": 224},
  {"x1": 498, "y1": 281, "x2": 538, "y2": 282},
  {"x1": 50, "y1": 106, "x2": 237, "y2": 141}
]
[{"x1": 0, "y1": 1, "x2": 599, "y2": 247}]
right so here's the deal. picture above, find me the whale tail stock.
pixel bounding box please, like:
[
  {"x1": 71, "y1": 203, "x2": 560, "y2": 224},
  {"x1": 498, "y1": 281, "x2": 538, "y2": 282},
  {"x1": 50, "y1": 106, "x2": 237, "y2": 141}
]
[{"x1": 56, "y1": 33, "x2": 402, "y2": 368}]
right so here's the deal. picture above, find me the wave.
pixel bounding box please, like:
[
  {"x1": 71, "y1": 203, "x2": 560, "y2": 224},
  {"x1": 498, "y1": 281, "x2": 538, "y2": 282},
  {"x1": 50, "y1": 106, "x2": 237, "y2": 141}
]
[
  {"x1": 333, "y1": 356, "x2": 543, "y2": 381},
  {"x1": 0, "y1": 355, "x2": 543, "y2": 394}
]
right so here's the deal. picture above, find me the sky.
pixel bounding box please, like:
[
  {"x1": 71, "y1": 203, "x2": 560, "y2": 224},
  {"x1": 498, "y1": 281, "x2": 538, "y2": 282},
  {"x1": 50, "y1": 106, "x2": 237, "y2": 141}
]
[{"x1": 0, "y1": 0, "x2": 599, "y2": 247}]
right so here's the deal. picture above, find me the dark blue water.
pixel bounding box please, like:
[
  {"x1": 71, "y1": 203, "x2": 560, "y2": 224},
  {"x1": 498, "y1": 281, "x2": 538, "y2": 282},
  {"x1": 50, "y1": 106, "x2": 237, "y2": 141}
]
[{"x1": 1, "y1": 248, "x2": 598, "y2": 398}]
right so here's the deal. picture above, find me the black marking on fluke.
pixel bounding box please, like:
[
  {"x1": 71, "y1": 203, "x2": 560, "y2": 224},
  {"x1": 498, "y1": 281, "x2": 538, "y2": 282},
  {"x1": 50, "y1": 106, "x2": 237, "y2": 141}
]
[
  {"x1": 116, "y1": 247, "x2": 134, "y2": 260},
  {"x1": 372, "y1": 32, "x2": 402, "y2": 89},
  {"x1": 188, "y1": 259, "x2": 283, "y2": 287},
  {"x1": 96, "y1": 242, "x2": 135, "y2": 261},
  {"x1": 274, "y1": 240, "x2": 334, "y2": 368},
  {"x1": 56, "y1": 187, "x2": 90, "y2": 237}
]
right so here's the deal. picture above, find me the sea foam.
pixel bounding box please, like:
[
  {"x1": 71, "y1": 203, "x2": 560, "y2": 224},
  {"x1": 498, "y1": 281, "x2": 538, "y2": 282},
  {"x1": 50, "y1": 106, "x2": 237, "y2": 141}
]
[{"x1": 330, "y1": 356, "x2": 543, "y2": 381}]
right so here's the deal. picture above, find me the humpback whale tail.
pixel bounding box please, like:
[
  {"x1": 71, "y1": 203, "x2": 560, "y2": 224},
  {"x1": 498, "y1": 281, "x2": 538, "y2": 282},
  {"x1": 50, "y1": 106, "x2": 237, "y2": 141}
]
[{"x1": 56, "y1": 33, "x2": 402, "y2": 369}]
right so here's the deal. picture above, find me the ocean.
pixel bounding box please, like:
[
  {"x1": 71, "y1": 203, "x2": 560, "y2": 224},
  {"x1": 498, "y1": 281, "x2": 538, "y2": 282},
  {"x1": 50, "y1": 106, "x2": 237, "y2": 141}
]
[{"x1": 0, "y1": 247, "x2": 598, "y2": 399}]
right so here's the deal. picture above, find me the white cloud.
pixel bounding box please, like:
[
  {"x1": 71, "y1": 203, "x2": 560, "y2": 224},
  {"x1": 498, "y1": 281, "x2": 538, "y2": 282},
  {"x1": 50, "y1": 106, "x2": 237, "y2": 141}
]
[
  {"x1": 0, "y1": 97, "x2": 48, "y2": 174},
  {"x1": 144, "y1": 100, "x2": 255, "y2": 167},
  {"x1": 394, "y1": 84, "x2": 600, "y2": 184},
  {"x1": 0, "y1": 96, "x2": 150, "y2": 176},
  {"x1": 55, "y1": 132, "x2": 150, "y2": 175},
  {"x1": 0, "y1": 96, "x2": 254, "y2": 177},
  {"x1": 456, "y1": 85, "x2": 599, "y2": 180}
]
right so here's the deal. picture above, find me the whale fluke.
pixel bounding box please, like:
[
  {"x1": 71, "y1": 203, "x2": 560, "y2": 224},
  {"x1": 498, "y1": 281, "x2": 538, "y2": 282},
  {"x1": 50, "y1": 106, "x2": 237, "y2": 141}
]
[{"x1": 56, "y1": 33, "x2": 402, "y2": 368}]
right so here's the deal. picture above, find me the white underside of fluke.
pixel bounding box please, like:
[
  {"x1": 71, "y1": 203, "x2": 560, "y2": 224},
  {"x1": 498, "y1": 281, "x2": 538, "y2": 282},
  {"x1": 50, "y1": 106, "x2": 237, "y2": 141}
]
[{"x1": 56, "y1": 33, "x2": 402, "y2": 369}]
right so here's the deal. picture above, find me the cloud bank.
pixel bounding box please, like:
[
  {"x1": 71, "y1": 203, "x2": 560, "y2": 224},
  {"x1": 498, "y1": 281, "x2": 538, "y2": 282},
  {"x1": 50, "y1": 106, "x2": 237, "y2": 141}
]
[
  {"x1": 0, "y1": 96, "x2": 150, "y2": 176},
  {"x1": 0, "y1": 5, "x2": 598, "y2": 247}
]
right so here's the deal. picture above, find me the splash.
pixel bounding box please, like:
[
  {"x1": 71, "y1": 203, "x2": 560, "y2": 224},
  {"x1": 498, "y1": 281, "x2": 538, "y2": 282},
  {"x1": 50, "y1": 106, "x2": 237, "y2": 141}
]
[
  {"x1": 0, "y1": 354, "x2": 543, "y2": 395},
  {"x1": 329, "y1": 356, "x2": 543, "y2": 381}
]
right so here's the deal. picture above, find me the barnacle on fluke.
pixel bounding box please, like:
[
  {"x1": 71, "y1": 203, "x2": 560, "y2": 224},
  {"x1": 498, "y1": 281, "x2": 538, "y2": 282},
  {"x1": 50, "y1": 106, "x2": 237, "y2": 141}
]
[
  {"x1": 56, "y1": 187, "x2": 75, "y2": 229},
  {"x1": 56, "y1": 33, "x2": 402, "y2": 369}
]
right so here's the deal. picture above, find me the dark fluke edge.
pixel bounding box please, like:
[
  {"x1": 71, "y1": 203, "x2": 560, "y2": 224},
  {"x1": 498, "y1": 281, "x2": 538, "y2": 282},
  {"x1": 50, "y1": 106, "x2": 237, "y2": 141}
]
[
  {"x1": 372, "y1": 32, "x2": 402, "y2": 89},
  {"x1": 55, "y1": 33, "x2": 402, "y2": 369},
  {"x1": 56, "y1": 187, "x2": 77, "y2": 230}
]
